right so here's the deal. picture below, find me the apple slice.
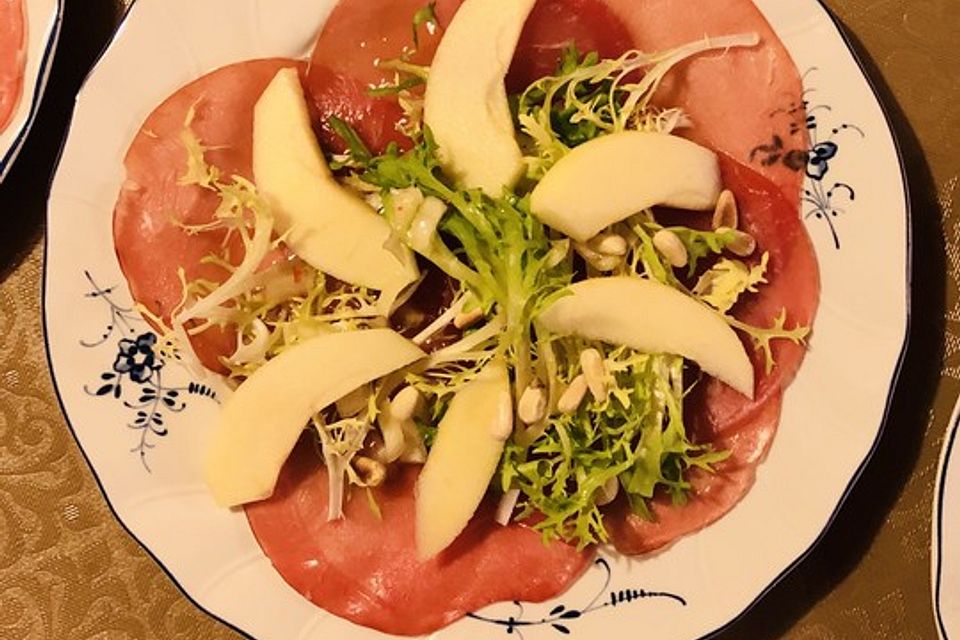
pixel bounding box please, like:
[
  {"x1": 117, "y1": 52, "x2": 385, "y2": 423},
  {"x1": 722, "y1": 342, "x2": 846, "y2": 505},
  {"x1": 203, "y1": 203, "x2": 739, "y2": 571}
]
[
  {"x1": 530, "y1": 132, "x2": 722, "y2": 241},
  {"x1": 205, "y1": 328, "x2": 424, "y2": 507},
  {"x1": 253, "y1": 68, "x2": 418, "y2": 309},
  {"x1": 415, "y1": 357, "x2": 513, "y2": 560},
  {"x1": 538, "y1": 277, "x2": 754, "y2": 398},
  {"x1": 424, "y1": 0, "x2": 536, "y2": 196}
]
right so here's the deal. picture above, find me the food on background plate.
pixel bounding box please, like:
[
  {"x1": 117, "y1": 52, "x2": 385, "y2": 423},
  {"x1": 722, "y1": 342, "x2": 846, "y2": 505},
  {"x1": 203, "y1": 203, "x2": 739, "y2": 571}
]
[
  {"x1": 112, "y1": 0, "x2": 820, "y2": 634},
  {"x1": 0, "y1": 0, "x2": 26, "y2": 134}
]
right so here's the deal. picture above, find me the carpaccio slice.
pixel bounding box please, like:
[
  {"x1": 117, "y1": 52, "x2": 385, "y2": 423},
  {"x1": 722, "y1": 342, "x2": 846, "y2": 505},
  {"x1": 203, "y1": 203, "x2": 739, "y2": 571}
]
[
  {"x1": 606, "y1": 154, "x2": 819, "y2": 554},
  {"x1": 305, "y1": 0, "x2": 462, "y2": 153},
  {"x1": 112, "y1": 50, "x2": 594, "y2": 638},
  {"x1": 599, "y1": 0, "x2": 810, "y2": 203},
  {"x1": 0, "y1": 0, "x2": 26, "y2": 134},
  {"x1": 112, "y1": 0, "x2": 820, "y2": 633},
  {"x1": 246, "y1": 440, "x2": 592, "y2": 636},
  {"x1": 113, "y1": 58, "x2": 303, "y2": 372},
  {"x1": 506, "y1": 0, "x2": 634, "y2": 91},
  {"x1": 305, "y1": 0, "x2": 630, "y2": 154},
  {"x1": 311, "y1": 0, "x2": 809, "y2": 202}
]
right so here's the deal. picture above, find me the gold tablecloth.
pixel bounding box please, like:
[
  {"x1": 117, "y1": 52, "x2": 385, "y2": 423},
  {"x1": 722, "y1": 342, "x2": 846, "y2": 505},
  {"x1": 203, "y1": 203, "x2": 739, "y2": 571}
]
[{"x1": 0, "y1": 0, "x2": 955, "y2": 637}]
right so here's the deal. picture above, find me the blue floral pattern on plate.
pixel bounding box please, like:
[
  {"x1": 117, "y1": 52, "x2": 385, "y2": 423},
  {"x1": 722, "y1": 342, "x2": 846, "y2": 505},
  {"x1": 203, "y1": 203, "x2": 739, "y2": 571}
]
[
  {"x1": 468, "y1": 557, "x2": 685, "y2": 638},
  {"x1": 81, "y1": 271, "x2": 217, "y2": 472},
  {"x1": 750, "y1": 68, "x2": 865, "y2": 249}
]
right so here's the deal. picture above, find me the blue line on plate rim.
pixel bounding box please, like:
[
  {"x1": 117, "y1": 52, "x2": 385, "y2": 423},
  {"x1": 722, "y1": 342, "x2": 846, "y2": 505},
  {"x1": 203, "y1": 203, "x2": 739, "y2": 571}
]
[
  {"x1": 41, "y1": 6, "x2": 259, "y2": 639},
  {"x1": 697, "y1": 1, "x2": 913, "y2": 637}
]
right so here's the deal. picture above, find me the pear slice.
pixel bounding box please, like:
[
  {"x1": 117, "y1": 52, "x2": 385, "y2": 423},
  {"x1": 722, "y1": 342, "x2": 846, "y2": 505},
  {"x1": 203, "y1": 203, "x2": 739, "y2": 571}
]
[
  {"x1": 415, "y1": 357, "x2": 513, "y2": 560},
  {"x1": 253, "y1": 68, "x2": 418, "y2": 309},
  {"x1": 423, "y1": 0, "x2": 536, "y2": 196},
  {"x1": 538, "y1": 277, "x2": 754, "y2": 398},
  {"x1": 205, "y1": 329, "x2": 424, "y2": 507},
  {"x1": 530, "y1": 132, "x2": 722, "y2": 241}
]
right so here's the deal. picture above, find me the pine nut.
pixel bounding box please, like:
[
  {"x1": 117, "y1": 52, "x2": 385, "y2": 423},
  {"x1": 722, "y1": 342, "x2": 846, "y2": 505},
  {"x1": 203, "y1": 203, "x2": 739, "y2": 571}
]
[
  {"x1": 591, "y1": 255, "x2": 622, "y2": 272},
  {"x1": 594, "y1": 477, "x2": 620, "y2": 506},
  {"x1": 390, "y1": 386, "x2": 421, "y2": 422},
  {"x1": 652, "y1": 229, "x2": 689, "y2": 268},
  {"x1": 518, "y1": 385, "x2": 548, "y2": 425},
  {"x1": 354, "y1": 456, "x2": 387, "y2": 487},
  {"x1": 579, "y1": 348, "x2": 607, "y2": 401},
  {"x1": 720, "y1": 228, "x2": 757, "y2": 257},
  {"x1": 454, "y1": 307, "x2": 484, "y2": 330},
  {"x1": 557, "y1": 375, "x2": 588, "y2": 414},
  {"x1": 592, "y1": 233, "x2": 628, "y2": 257},
  {"x1": 574, "y1": 242, "x2": 621, "y2": 272},
  {"x1": 712, "y1": 189, "x2": 739, "y2": 230}
]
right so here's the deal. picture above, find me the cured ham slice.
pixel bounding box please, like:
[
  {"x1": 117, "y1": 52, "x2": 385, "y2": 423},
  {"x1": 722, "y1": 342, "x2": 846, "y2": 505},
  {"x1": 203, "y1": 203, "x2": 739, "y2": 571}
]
[
  {"x1": 113, "y1": 58, "x2": 302, "y2": 371},
  {"x1": 606, "y1": 155, "x2": 819, "y2": 554},
  {"x1": 307, "y1": 0, "x2": 629, "y2": 154},
  {"x1": 606, "y1": 389, "x2": 783, "y2": 554},
  {"x1": 113, "y1": 0, "x2": 820, "y2": 632},
  {"x1": 700, "y1": 154, "x2": 819, "y2": 429},
  {"x1": 245, "y1": 440, "x2": 592, "y2": 636},
  {"x1": 305, "y1": 0, "x2": 462, "y2": 154},
  {"x1": 600, "y1": 0, "x2": 810, "y2": 203},
  {"x1": 506, "y1": 0, "x2": 634, "y2": 90},
  {"x1": 0, "y1": 0, "x2": 26, "y2": 134}
]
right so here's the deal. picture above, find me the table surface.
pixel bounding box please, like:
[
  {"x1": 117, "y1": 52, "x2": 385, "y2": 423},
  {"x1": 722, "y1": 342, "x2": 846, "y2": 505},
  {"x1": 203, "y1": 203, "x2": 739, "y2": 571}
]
[{"x1": 0, "y1": 0, "x2": 956, "y2": 638}]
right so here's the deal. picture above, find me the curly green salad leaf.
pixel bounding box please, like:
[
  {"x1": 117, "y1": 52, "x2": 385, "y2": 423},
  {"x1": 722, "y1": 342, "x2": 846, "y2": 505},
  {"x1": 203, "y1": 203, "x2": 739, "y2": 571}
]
[
  {"x1": 501, "y1": 341, "x2": 728, "y2": 548},
  {"x1": 517, "y1": 34, "x2": 759, "y2": 179},
  {"x1": 166, "y1": 32, "x2": 810, "y2": 548},
  {"x1": 352, "y1": 129, "x2": 572, "y2": 397}
]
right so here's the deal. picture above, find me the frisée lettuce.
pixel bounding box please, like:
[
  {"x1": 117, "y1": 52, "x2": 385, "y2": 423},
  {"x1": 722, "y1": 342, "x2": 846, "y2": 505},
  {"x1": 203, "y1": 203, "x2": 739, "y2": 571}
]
[{"x1": 164, "y1": 31, "x2": 810, "y2": 549}]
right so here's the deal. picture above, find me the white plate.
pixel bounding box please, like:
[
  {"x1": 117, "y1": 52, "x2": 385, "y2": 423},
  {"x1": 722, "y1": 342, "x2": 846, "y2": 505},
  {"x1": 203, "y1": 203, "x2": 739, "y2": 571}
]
[
  {"x1": 44, "y1": 1, "x2": 910, "y2": 638},
  {"x1": 934, "y1": 396, "x2": 960, "y2": 640},
  {"x1": 0, "y1": 0, "x2": 61, "y2": 182}
]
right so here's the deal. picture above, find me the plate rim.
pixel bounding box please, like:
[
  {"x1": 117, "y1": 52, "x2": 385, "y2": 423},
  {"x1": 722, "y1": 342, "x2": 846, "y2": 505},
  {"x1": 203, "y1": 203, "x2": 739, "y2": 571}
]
[
  {"x1": 0, "y1": 0, "x2": 64, "y2": 182},
  {"x1": 933, "y1": 396, "x2": 959, "y2": 640},
  {"x1": 698, "y1": 1, "x2": 914, "y2": 636},
  {"x1": 40, "y1": 1, "x2": 913, "y2": 638}
]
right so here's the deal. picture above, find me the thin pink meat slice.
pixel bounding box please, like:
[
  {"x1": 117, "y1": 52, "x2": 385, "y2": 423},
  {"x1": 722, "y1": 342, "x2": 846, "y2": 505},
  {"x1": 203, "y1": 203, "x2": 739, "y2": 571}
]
[
  {"x1": 699, "y1": 154, "x2": 820, "y2": 429},
  {"x1": 606, "y1": 155, "x2": 820, "y2": 554},
  {"x1": 601, "y1": 0, "x2": 810, "y2": 204},
  {"x1": 245, "y1": 440, "x2": 593, "y2": 637},
  {"x1": 607, "y1": 389, "x2": 782, "y2": 554},
  {"x1": 306, "y1": 0, "x2": 631, "y2": 154},
  {"x1": 305, "y1": 0, "x2": 463, "y2": 154},
  {"x1": 113, "y1": 2, "x2": 819, "y2": 630},
  {"x1": 0, "y1": 0, "x2": 26, "y2": 134},
  {"x1": 113, "y1": 59, "x2": 303, "y2": 372},
  {"x1": 506, "y1": 0, "x2": 634, "y2": 91}
]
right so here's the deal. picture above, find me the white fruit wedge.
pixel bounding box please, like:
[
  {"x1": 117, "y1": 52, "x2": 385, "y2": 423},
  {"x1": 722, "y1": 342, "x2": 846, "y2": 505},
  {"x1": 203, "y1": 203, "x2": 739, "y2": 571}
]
[
  {"x1": 423, "y1": 0, "x2": 536, "y2": 196},
  {"x1": 205, "y1": 329, "x2": 424, "y2": 507},
  {"x1": 415, "y1": 357, "x2": 513, "y2": 560},
  {"x1": 253, "y1": 68, "x2": 418, "y2": 310},
  {"x1": 538, "y1": 277, "x2": 754, "y2": 398},
  {"x1": 530, "y1": 132, "x2": 723, "y2": 242}
]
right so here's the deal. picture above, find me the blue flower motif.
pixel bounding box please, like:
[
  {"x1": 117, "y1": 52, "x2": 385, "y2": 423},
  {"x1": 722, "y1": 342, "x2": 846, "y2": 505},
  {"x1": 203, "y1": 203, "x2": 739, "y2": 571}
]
[
  {"x1": 113, "y1": 332, "x2": 162, "y2": 383},
  {"x1": 806, "y1": 141, "x2": 838, "y2": 180}
]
